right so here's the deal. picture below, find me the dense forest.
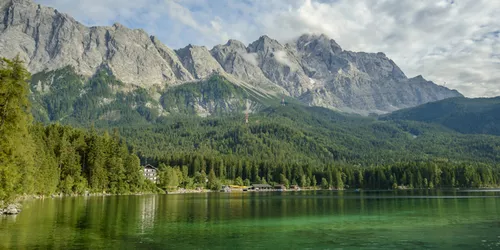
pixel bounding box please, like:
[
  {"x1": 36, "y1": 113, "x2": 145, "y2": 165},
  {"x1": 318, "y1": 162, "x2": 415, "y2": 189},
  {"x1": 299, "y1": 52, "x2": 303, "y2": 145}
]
[
  {"x1": 2, "y1": 57, "x2": 500, "y2": 206},
  {"x1": 0, "y1": 57, "x2": 158, "y2": 205},
  {"x1": 120, "y1": 105, "x2": 500, "y2": 165},
  {"x1": 154, "y1": 156, "x2": 500, "y2": 191},
  {"x1": 383, "y1": 96, "x2": 500, "y2": 135}
]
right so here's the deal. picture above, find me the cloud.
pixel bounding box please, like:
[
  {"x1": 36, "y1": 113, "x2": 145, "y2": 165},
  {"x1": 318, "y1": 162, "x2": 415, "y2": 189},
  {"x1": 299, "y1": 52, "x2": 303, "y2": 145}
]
[
  {"x1": 240, "y1": 52, "x2": 259, "y2": 66},
  {"x1": 273, "y1": 50, "x2": 296, "y2": 70},
  {"x1": 34, "y1": 0, "x2": 500, "y2": 97}
]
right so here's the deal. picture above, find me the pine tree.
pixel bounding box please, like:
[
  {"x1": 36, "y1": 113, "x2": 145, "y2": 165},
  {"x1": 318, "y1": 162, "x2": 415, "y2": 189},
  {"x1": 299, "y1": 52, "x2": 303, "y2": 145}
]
[
  {"x1": 321, "y1": 178, "x2": 329, "y2": 189},
  {"x1": 0, "y1": 57, "x2": 34, "y2": 203},
  {"x1": 207, "y1": 168, "x2": 220, "y2": 191},
  {"x1": 86, "y1": 131, "x2": 108, "y2": 192},
  {"x1": 125, "y1": 155, "x2": 143, "y2": 192},
  {"x1": 300, "y1": 175, "x2": 308, "y2": 187}
]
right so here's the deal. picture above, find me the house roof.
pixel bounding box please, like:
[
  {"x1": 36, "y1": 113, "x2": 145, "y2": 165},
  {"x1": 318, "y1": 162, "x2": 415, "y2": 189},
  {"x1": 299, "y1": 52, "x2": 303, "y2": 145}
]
[
  {"x1": 143, "y1": 164, "x2": 157, "y2": 170},
  {"x1": 251, "y1": 184, "x2": 272, "y2": 188}
]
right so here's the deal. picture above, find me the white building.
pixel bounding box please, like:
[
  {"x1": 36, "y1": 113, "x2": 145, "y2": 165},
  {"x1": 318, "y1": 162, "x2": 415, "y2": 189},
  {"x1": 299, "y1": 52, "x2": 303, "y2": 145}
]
[{"x1": 143, "y1": 164, "x2": 158, "y2": 183}]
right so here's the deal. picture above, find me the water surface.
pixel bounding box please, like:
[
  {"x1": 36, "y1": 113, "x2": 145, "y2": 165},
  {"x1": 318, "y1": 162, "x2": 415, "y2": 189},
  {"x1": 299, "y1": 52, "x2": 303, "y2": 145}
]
[{"x1": 1, "y1": 190, "x2": 500, "y2": 249}]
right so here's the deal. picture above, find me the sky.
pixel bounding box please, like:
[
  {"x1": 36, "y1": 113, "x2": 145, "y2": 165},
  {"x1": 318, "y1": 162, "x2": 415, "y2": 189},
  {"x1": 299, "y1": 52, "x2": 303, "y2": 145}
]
[{"x1": 35, "y1": 0, "x2": 500, "y2": 97}]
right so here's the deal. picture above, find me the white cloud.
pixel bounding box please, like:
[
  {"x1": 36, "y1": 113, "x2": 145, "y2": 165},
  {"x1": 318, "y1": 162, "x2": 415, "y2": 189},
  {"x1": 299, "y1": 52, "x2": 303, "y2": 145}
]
[
  {"x1": 273, "y1": 50, "x2": 298, "y2": 71},
  {"x1": 249, "y1": 0, "x2": 500, "y2": 97},
  {"x1": 34, "y1": 0, "x2": 500, "y2": 97},
  {"x1": 241, "y1": 52, "x2": 259, "y2": 66}
]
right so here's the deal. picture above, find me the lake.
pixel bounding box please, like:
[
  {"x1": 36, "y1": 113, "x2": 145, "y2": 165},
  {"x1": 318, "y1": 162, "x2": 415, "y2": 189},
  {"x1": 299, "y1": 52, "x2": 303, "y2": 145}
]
[{"x1": 1, "y1": 190, "x2": 500, "y2": 249}]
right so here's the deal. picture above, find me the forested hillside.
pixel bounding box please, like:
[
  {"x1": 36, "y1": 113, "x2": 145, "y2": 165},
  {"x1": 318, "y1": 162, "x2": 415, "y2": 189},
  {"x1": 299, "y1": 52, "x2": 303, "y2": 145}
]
[
  {"x1": 30, "y1": 66, "x2": 279, "y2": 126},
  {"x1": 119, "y1": 105, "x2": 500, "y2": 165},
  {"x1": 30, "y1": 66, "x2": 161, "y2": 126},
  {"x1": 1, "y1": 57, "x2": 500, "y2": 207},
  {"x1": 383, "y1": 97, "x2": 500, "y2": 136},
  {"x1": 118, "y1": 105, "x2": 500, "y2": 190}
]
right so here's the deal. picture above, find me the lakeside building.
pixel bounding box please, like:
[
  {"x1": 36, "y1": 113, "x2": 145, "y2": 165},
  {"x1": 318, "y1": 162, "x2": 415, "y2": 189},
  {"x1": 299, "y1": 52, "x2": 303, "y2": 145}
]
[{"x1": 143, "y1": 164, "x2": 158, "y2": 183}]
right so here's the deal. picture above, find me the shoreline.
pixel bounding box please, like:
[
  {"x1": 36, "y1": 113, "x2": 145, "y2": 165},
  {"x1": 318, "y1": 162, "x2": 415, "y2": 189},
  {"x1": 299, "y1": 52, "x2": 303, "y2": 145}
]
[{"x1": 3, "y1": 187, "x2": 499, "y2": 215}]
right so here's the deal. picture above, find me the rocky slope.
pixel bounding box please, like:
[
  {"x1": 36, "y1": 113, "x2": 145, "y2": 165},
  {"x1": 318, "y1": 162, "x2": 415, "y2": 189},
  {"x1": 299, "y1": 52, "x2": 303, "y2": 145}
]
[{"x1": 0, "y1": 0, "x2": 462, "y2": 114}]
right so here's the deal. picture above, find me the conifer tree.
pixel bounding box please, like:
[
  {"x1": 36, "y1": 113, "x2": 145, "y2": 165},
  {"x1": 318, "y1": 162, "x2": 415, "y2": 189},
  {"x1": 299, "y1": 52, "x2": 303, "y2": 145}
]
[{"x1": 0, "y1": 57, "x2": 34, "y2": 203}]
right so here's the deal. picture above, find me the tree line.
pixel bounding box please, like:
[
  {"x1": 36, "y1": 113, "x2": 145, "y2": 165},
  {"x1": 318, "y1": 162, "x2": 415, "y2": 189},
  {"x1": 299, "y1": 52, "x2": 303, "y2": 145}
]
[
  {"x1": 2, "y1": 56, "x2": 500, "y2": 205},
  {"x1": 0, "y1": 57, "x2": 157, "y2": 205},
  {"x1": 153, "y1": 153, "x2": 500, "y2": 191}
]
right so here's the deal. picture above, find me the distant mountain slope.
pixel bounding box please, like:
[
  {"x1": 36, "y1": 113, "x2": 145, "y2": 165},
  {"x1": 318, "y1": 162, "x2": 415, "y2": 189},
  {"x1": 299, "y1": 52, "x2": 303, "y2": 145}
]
[
  {"x1": 30, "y1": 67, "x2": 276, "y2": 125},
  {"x1": 383, "y1": 97, "x2": 500, "y2": 136},
  {"x1": 26, "y1": 63, "x2": 500, "y2": 165},
  {"x1": 0, "y1": 0, "x2": 461, "y2": 114},
  {"x1": 117, "y1": 103, "x2": 500, "y2": 165}
]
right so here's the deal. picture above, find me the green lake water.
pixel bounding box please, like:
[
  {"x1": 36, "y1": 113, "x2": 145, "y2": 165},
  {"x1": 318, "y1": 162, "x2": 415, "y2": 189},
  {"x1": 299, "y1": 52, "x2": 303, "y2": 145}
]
[{"x1": 1, "y1": 190, "x2": 500, "y2": 249}]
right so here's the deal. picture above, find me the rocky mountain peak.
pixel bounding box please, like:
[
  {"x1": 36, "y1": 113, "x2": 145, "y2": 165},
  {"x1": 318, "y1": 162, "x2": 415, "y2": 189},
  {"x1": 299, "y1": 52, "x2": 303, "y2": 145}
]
[
  {"x1": 6, "y1": 0, "x2": 35, "y2": 7},
  {"x1": 211, "y1": 39, "x2": 247, "y2": 55},
  {"x1": 112, "y1": 22, "x2": 121, "y2": 28},
  {"x1": 175, "y1": 44, "x2": 224, "y2": 79},
  {"x1": 411, "y1": 75, "x2": 426, "y2": 81},
  {"x1": 225, "y1": 39, "x2": 246, "y2": 49},
  {"x1": 294, "y1": 33, "x2": 342, "y2": 55},
  {"x1": 10, "y1": 0, "x2": 33, "y2": 3},
  {"x1": 0, "y1": 0, "x2": 463, "y2": 115},
  {"x1": 248, "y1": 35, "x2": 283, "y2": 53}
]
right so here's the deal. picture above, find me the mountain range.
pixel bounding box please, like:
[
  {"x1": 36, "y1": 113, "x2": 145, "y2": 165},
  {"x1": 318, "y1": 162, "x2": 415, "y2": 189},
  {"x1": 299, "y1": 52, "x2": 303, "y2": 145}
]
[
  {"x1": 0, "y1": 0, "x2": 462, "y2": 118},
  {"x1": 2, "y1": 0, "x2": 500, "y2": 180}
]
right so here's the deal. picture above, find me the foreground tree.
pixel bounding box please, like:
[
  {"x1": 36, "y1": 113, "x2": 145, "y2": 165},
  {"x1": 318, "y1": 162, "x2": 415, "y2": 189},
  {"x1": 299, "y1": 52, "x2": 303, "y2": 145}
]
[{"x1": 0, "y1": 57, "x2": 34, "y2": 204}]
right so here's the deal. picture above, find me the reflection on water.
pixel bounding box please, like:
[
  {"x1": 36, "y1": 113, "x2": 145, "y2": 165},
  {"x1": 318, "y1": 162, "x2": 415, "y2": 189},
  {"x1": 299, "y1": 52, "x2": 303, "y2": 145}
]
[
  {"x1": 139, "y1": 195, "x2": 157, "y2": 232},
  {"x1": 0, "y1": 190, "x2": 499, "y2": 249}
]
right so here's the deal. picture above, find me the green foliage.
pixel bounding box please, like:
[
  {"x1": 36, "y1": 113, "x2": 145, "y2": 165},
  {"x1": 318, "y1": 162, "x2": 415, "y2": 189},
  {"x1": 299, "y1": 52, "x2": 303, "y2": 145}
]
[
  {"x1": 117, "y1": 103, "x2": 500, "y2": 170},
  {"x1": 194, "y1": 170, "x2": 207, "y2": 188},
  {"x1": 110, "y1": 102, "x2": 500, "y2": 190},
  {"x1": 5, "y1": 57, "x2": 500, "y2": 207},
  {"x1": 158, "y1": 164, "x2": 180, "y2": 191},
  {"x1": 383, "y1": 97, "x2": 500, "y2": 135},
  {"x1": 321, "y1": 178, "x2": 329, "y2": 189},
  {"x1": 124, "y1": 155, "x2": 144, "y2": 192},
  {"x1": 0, "y1": 56, "x2": 34, "y2": 204},
  {"x1": 234, "y1": 177, "x2": 244, "y2": 186},
  {"x1": 30, "y1": 67, "x2": 159, "y2": 127},
  {"x1": 30, "y1": 66, "x2": 84, "y2": 122},
  {"x1": 0, "y1": 56, "x2": 160, "y2": 204},
  {"x1": 160, "y1": 74, "x2": 259, "y2": 115},
  {"x1": 28, "y1": 123, "x2": 153, "y2": 195},
  {"x1": 30, "y1": 69, "x2": 285, "y2": 129},
  {"x1": 207, "y1": 168, "x2": 221, "y2": 191},
  {"x1": 243, "y1": 179, "x2": 251, "y2": 186}
]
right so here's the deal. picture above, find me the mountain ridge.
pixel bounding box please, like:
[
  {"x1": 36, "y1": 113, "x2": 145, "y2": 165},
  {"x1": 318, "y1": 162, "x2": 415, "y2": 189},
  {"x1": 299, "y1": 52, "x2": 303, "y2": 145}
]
[
  {"x1": 383, "y1": 96, "x2": 500, "y2": 136},
  {"x1": 0, "y1": 0, "x2": 462, "y2": 114}
]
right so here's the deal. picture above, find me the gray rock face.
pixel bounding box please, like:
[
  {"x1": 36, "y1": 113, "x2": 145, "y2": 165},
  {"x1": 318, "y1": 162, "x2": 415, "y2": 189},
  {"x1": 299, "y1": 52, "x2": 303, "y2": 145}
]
[
  {"x1": 0, "y1": 0, "x2": 462, "y2": 114},
  {"x1": 210, "y1": 39, "x2": 280, "y2": 92},
  {"x1": 247, "y1": 35, "x2": 311, "y2": 96},
  {"x1": 288, "y1": 34, "x2": 460, "y2": 113},
  {"x1": 175, "y1": 45, "x2": 224, "y2": 79},
  {"x1": 150, "y1": 36, "x2": 193, "y2": 83},
  {"x1": 0, "y1": 0, "x2": 194, "y2": 87}
]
